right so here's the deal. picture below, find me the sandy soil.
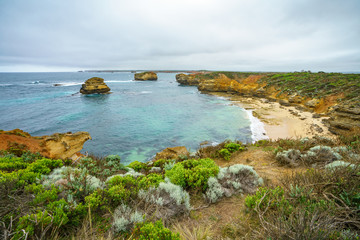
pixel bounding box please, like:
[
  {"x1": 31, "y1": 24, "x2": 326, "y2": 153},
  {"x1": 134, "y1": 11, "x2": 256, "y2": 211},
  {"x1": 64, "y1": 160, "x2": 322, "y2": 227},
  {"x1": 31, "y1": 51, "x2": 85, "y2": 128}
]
[{"x1": 208, "y1": 92, "x2": 335, "y2": 140}]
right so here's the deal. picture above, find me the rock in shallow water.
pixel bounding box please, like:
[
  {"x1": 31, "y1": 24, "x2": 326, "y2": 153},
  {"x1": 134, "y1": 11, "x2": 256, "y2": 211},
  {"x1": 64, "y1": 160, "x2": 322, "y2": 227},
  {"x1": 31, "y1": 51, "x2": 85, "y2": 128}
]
[
  {"x1": 80, "y1": 77, "x2": 111, "y2": 94},
  {"x1": 134, "y1": 72, "x2": 158, "y2": 81}
]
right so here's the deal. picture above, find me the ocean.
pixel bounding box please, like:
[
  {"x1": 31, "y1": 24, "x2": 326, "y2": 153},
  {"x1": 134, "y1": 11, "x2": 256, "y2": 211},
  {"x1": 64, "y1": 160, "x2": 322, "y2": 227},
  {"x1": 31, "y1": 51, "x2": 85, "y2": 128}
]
[{"x1": 0, "y1": 72, "x2": 266, "y2": 164}]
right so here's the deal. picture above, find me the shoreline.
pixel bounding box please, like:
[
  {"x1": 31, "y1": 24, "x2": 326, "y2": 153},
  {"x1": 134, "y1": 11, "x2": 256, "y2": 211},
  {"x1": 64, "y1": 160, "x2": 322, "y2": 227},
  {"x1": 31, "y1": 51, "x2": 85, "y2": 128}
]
[{"x1": 209, "y1": 92, "x2": 335, "y2": 140}]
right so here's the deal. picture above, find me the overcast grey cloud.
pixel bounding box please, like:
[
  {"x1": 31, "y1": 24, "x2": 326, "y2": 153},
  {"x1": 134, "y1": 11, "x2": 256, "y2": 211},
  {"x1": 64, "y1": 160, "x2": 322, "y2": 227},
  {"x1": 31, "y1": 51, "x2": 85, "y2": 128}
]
[{"x1": 0, "y1": 0, "x2": 359, "y2": 72}]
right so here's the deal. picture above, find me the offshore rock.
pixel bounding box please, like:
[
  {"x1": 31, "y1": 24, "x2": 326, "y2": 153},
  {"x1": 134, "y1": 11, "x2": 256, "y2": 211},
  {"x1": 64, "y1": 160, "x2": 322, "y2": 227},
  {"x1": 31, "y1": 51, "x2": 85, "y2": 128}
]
[
  {"x1": 80, "y1": 77, "x2": 111, "y2": 94},
  {"x1": 134, "y1": 72, "x2": 158, "y2": 81},
  {"x1": 175, "y1": 74, "x2": 201, "y2": 86},
  {"x1": 0, "y1": 129, "x2": 91, "y2": 159},
  {"x1": 154, "y1": 146, "x2": 189, "y2": 160}
]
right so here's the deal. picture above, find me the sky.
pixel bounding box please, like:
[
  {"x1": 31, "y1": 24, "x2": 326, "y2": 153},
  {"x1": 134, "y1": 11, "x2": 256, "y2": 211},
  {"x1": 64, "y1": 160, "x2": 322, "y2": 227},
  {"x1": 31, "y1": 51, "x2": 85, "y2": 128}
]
[{"x1": 0, "y1": 0, "x2": 359, "y2": 72}]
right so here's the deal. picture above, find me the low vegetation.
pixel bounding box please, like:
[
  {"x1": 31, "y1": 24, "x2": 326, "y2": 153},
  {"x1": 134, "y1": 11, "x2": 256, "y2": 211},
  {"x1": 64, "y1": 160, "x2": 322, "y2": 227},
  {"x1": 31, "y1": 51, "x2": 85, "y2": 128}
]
[{"x1": 1, "y1": 133, "x2": 359, "y2": 239}]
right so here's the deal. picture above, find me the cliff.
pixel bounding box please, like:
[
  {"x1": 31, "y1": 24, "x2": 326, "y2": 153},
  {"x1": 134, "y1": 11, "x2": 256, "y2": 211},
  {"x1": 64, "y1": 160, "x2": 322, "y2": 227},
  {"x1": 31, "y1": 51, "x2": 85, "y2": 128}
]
[
  {"x1": 177, "y1": 71, "x2": 360, "y2": 135},
  {"x1": 0, "y1": 129, "x2": 91, "y2": 159}
]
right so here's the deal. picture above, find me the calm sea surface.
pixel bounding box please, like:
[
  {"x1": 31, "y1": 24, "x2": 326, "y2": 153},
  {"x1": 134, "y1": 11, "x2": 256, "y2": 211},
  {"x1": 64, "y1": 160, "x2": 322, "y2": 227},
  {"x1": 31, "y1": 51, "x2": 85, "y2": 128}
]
[{"x1": 0, "y1": 72, "x2": 254, "y2": 164}]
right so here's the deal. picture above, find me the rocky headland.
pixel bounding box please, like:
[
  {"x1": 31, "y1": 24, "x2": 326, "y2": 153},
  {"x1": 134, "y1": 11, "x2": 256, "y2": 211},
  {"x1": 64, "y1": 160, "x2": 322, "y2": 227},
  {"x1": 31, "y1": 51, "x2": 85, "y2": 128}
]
[
  {"x1": 176, "y1": 72, "x2": 360, "y2": 136},
  {"x1": 80, "y1": 77, "x2": 111, "y2": 94},
  {"x1": 0, "y1": 129, "x2": 91, "y2": 159},
  {"x1": 134, "y1": 71, "x2": 158, "y2": 81}
]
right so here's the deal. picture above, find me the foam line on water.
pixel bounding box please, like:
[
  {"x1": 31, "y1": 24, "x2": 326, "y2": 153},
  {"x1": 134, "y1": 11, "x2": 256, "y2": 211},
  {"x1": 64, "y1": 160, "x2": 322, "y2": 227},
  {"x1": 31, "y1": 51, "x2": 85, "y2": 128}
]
[
  {"x1": 245, "y1": 109, "x2": 269, "y2": 143},
  {"x1": 105, "y1": 80, "x2": 133, "y2": 83}
]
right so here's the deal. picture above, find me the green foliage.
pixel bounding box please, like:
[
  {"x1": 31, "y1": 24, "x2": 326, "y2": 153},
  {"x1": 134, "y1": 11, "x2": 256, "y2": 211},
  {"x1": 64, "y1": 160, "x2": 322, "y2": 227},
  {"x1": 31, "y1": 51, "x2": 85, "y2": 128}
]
[
  {"x1": 85, "y1": 189, "x2": 108, "y2": 210},
  {"x1": 25, "y1": 184, "x2": 60, "y2": 205},
  {"x1": 217, "y1": 142, "x2": 245, "y2": 161},
  {"x1": 15, "y1": 200, "x2": 69, "y2": 239},
  {"x1": 224, "y1": 142, "x2": 242, "y2": 153},
  {"x1": 0, "y1": 156, "x2": 29, "y2": 171},
  {"x1": 153, "y1": 158, "x2": 171, "y2": 168},
  {"x1": 165, "y1": 158, "x2": 219, "y2": 191},
  {"x1": 127, "y1": 161, "x2": 149, "y2": 172},
  {"x1": 218, "y1": 149, "x2": 231, "y2": 161},
  {"x1": 245, "y1": 186, "x2": 291, "y2": 213},
  {"x1": 132, "y1": 220, "x2": 181, "y2": 240},
  {"x1": 138, "y1": 173, "x2": 164, "y2": 189}
]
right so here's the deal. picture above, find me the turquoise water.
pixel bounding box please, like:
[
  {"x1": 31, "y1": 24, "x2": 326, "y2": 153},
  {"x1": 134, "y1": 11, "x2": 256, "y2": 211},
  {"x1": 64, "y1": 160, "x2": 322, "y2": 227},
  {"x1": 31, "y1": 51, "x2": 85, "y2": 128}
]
[{"x1": 0, "y1": 72, "x2": 253, "y2": 164}]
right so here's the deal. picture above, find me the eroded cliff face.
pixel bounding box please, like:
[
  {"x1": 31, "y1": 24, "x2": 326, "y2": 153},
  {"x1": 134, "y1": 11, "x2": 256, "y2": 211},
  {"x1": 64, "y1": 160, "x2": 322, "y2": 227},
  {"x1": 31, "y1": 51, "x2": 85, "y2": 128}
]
[
  {"x1": 0, "y1": 129, "x2": 91, "y2": 159},
  {"x1": 177, "y1": 73, "x2": 360, "y2": 135}
]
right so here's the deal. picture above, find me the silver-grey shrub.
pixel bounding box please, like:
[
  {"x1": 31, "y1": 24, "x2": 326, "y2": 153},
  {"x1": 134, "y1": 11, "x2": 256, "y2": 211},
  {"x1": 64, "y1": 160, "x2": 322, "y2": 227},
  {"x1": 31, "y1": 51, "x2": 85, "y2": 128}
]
[
  {"x1": 206, "y1": 164, "x2": 263, "y2": 203},
  {"x1": 112, "y1": 204, "x2": 144, "y2": 233},
  {"x1": 138, "y1": 180, "x2": 190, "y2": 221}
]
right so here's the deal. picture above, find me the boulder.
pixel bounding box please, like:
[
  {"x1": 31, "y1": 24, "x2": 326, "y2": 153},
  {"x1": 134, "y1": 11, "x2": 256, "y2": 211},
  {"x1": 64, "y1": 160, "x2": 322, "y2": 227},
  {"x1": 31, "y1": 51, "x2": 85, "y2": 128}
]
[
  {"x1": 154, "y1": 146, "x2": 189, "y2": 160},
  {"x1": 0, "y1": 129, "x2": 91, "y2": 159},
  {"x1": 134, "y1": 72, "x2": 158, "y2": 81},
  {"x1": 80, "y1": 77, "x2": 110, "y2": 94}
]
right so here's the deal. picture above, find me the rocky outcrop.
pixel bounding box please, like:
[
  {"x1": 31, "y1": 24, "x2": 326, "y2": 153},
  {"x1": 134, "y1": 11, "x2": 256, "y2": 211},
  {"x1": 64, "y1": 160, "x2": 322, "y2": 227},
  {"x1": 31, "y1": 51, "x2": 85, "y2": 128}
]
[
  {"x1": 0, "y1": 129, "x2": 91, "y2": 159},
  {"x1": 80, "y1": 77, "x2": 111, "y2": 94},
  {"x1": 134, "y1": 72, "x2": 158, "y2": 81},
  {"x1": 327, "y1": 104, "x2": 360, "y2": 135},
  {"x1": 175, "y1": 74, "x2": 201, "y2": 86},
  {"x1": 154, "y1": 146, "x2": 189, "y2": 160}
]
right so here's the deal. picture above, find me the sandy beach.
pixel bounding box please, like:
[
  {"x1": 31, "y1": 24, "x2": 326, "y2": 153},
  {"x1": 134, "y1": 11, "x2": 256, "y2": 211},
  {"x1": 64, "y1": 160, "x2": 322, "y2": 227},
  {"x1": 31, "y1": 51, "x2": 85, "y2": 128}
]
[{"x1": 208, "y1": 92, "x2": 335, "y2": 140}]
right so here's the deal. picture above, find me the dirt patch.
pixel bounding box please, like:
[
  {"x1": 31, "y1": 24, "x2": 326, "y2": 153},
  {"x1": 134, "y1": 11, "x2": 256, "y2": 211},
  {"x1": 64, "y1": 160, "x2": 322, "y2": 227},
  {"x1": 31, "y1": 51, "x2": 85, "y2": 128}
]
[{"x1": 171, "y1": 147, "x2": 302, "y2": 239}]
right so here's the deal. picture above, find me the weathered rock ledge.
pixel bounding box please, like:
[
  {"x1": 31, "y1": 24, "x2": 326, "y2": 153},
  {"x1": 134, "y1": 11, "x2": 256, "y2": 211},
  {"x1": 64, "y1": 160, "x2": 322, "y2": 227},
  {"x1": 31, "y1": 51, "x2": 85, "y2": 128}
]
[
  {"x1": 80, "y1": 77, "x2": 111, "y2": 94},
  {"x1": 134, "y1": 72, "x2": 158, "y2": 81},
  {"x1": 176, "y1": 73, "x2": 360, "y2": 135},
  {"x1": 0, "y1": 129, "x2": 91, "y2": 159}
]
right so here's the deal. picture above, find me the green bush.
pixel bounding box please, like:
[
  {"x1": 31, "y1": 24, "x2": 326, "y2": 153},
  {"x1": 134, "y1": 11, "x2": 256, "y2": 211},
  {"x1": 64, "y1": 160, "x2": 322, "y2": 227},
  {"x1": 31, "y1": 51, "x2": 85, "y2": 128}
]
[
  {"x1": 224, "y1": 142, "x2": 242, "y2": 153},
  {"x1": 165, "y1": 158, "x2": 219, "y2": 191},
  {"x1": 218, "y1": 149, "x2": 231, "y2": 161},
  {"x1": 127, "y1": 161, "x2": 149, "y2": 172},
  {"x1": 245, "y1": 186, "x2": 291, "y2": 214},
  {"x1": 132, "y1": 220, "x2": 180, "y2": 240}
]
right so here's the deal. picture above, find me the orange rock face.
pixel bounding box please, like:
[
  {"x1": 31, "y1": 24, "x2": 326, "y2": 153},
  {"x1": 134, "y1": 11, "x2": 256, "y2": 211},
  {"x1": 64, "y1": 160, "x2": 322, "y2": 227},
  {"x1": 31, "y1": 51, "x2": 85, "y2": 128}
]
[
  {"x1": 154, "y1": 146, "x2": 189, "y2": 160},
  {"x1": 0, "y1": 129, "x2": 91, "y2": 159}
]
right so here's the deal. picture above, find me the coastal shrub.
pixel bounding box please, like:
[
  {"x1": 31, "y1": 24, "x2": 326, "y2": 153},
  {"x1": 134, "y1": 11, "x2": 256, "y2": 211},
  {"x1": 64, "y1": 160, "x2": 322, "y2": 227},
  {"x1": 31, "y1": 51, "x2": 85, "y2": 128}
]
[
  {"x1": 85, "y1": 189, "x2": 108, "y2": 210},
  {"x1": 165, "y1": 158, "x2": 219, "y2": 191},
  {"x1": 245, "y1": 186, "x2": 291, "y2": 213},
  {"x1": 127, "y1": 161, "x2": 149, "y2": 172},
  {"x1": 224, "y1": 142, "x2": 243, "y2": 153},
  {"x1": 164, "y1": 160, "x2": 176, "y2": 171},
  {"x1": 15, "y1": 200, "x2": 70, "y2": 239},
  {"x1": 112, "y1": 204, "x2": 144, "y2": 233},
  {"x1": 206, "y1": 164, "x2": 263, "y2": 203},
  {"x1": 275, "y1": 149, "x2": 301, "y2": 167},
  {"x1": 138, "y1": 181, "x2": 190, "y2": 221},
  {"x1": 218, "y1": 149, "x2": 231, "y2": 161},
  {"x1": 0, "y1": 156, "x2": 29, "y2": 171},
  {"x1": 61, "y1": 167, "x2": 104, "y2": 201},
  {"x1": 132, "y1": 220, "x2": 181, "y2": 240},
  {"x1": 302, "y1": 145, "x2": 342, "y2": 165},
  {"x1": 153, "y1": 158, "x2": 171, "y2": 168}
]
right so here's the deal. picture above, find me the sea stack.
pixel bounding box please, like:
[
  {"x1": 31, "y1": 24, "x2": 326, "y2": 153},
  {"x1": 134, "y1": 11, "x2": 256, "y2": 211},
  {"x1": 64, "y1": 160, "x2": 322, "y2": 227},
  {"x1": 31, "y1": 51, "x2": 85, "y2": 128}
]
[
  {"x1": 80, "y1": 77, "x2": 111, "y2": 94},
  {"x1": 134, "y1": 72, "x2": 158, "y2": 81}
]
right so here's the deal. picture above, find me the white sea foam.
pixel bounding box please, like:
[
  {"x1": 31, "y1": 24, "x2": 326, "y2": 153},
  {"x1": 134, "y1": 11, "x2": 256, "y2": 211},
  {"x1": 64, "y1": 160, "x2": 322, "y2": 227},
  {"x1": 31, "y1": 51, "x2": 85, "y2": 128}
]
[
  {"x1": 105, "y1": 80, "x2": 133, "y2": 83},
  {"x1": 140, "y1": 91, "x2": 152, "y2": 94},
  {"x1": 245, "y1": 109, "x2": 269, "y2": 143},
  {"x1": 53, "y1": 82, "x2": 83, "y2": 87}
]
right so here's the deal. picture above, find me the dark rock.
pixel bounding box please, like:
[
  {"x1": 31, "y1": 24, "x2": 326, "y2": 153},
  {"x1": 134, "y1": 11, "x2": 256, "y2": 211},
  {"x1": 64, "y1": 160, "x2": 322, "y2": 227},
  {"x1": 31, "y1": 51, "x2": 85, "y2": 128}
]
[{"x1": 175, "y1": 74, "x2": 200, "y2": 86}]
